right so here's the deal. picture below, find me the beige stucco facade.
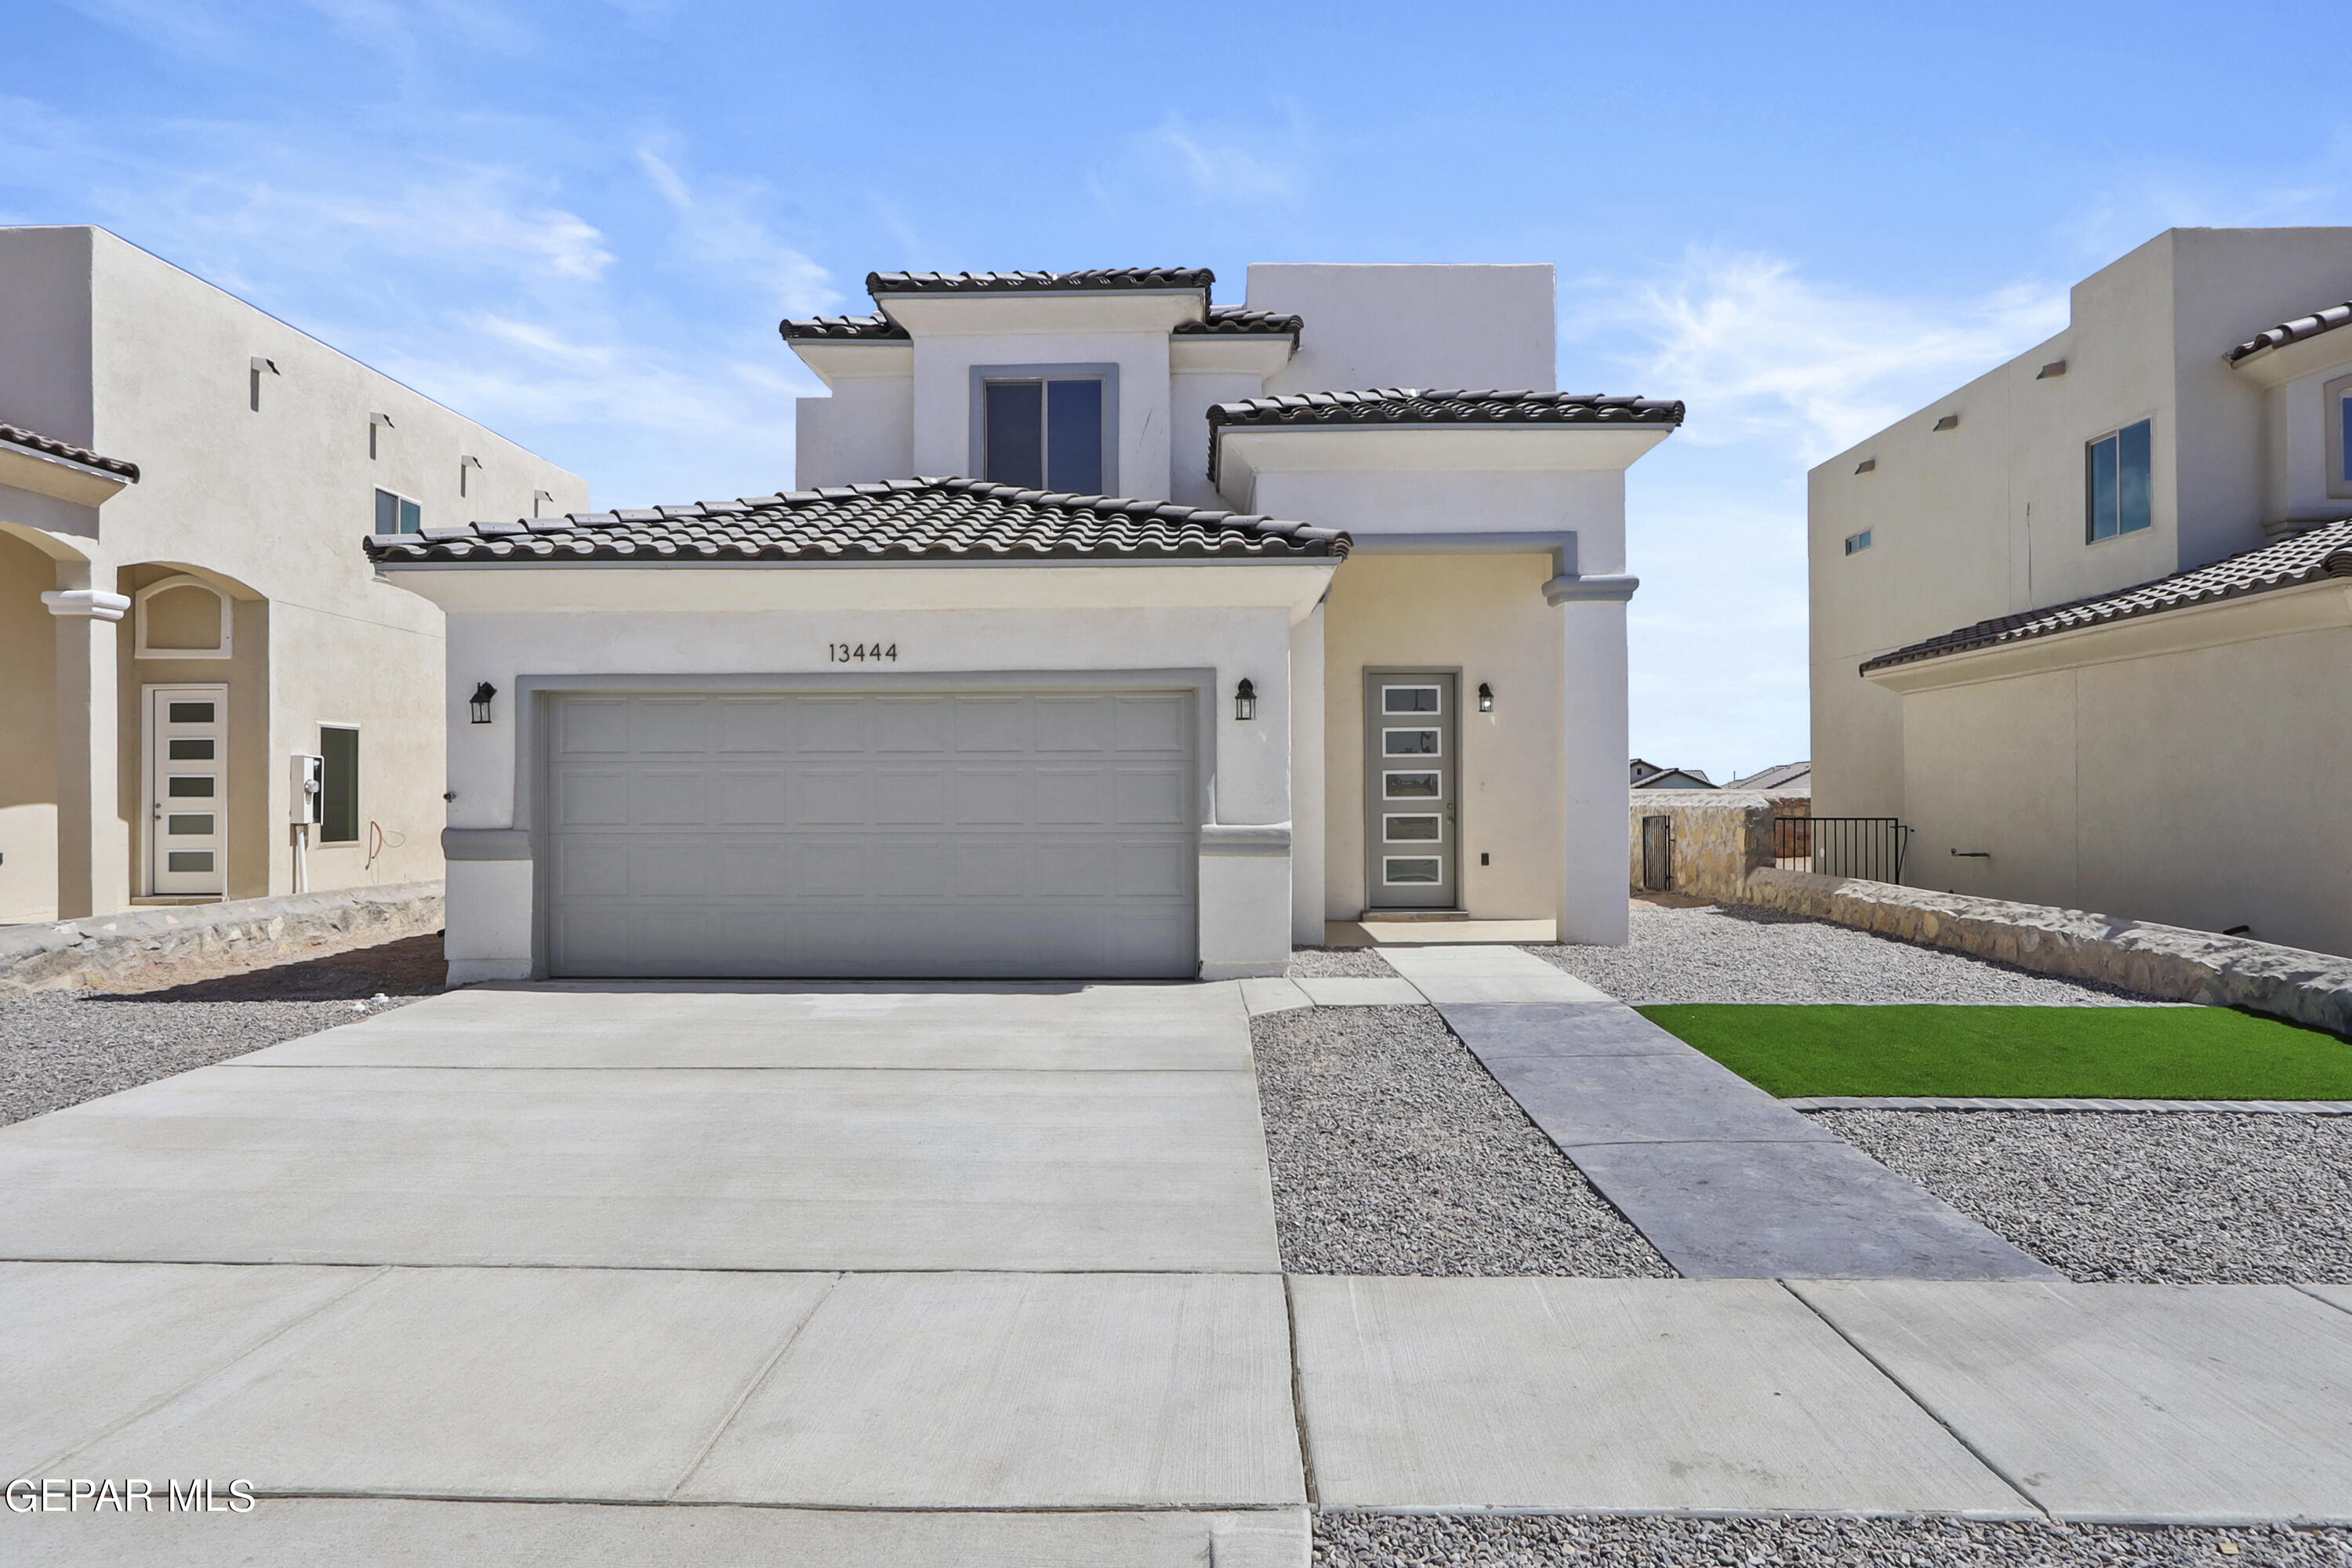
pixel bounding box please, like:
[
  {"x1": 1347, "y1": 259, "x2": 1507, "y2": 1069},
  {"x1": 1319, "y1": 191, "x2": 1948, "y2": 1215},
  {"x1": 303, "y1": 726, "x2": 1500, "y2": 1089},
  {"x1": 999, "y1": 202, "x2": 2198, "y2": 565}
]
[
  {"x1": 1868, "y1": 579, "x2": 2352, "y2": 956},
  {"x1": 1812, "y1": 227, "x2": 2352, "y2": 820},
  {"x1": 0, "y1": 226, "x2": 585, "y2": 922}
]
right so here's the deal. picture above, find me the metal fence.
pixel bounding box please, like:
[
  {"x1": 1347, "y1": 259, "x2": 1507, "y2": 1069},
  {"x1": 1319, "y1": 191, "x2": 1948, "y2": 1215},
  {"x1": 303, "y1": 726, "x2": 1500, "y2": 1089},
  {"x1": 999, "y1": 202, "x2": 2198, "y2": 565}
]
[
  {"x1": 1640, "y1": 815, "x2": 1674, "y2": 891},
  {"x1": 1769, "y1": 816, "x2": 1909, "y2": 884}
]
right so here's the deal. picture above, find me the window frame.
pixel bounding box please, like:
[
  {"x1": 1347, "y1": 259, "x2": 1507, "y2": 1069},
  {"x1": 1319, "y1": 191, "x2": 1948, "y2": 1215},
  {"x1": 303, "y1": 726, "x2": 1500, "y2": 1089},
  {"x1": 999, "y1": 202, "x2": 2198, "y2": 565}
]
[
  {"x1": 2085, "y1": 417, "x2": 2155, "y2": 543},
  {"x1": 318, "y1": 724, "x2": 360, "y2": 844},
  {"x1": 1843, "y1": 529, "x2": 1872, "y2": 556},
  {"x1": 373, "y1": 487, "x2": 423, "y2": 536},
  {"x1": 2326, "y1": 373, "x2": 2352, "y2": 501},
  {"x1": 967, "y1": 362, "x2": 1119, "y2": 495}
]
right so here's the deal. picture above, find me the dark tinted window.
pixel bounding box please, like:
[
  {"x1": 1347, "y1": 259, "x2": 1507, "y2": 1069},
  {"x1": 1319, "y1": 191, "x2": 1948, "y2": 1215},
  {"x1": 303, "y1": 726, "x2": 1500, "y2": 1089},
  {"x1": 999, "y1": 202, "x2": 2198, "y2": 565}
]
[
  {"x1": 321, "y1": 727, "x2": 360, "y2": 844},
  {"x1": 984, "y1": 382, "x2": 1044, "y2": 488},
  {"x1": 1045, "y1": 379, "x2": 1102, "y2": 494}
]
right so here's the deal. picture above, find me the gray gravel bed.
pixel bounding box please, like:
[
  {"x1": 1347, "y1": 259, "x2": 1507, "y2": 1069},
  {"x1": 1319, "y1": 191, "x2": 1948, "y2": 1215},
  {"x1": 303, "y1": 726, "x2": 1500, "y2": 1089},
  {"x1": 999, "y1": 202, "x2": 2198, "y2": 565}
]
[
  {"x1": 1527, "y1": 903, "x2": 2160, "y2": 1006},
  {"x1": 1, "y1": 991, "x2": 420, "y2": 1127},
  {"x1": 1251, "y1": 1004, "x2": 1671, "y2": 1277},
  {"x1": 1812, "y1": 1109, "x2": 2352, "y2": 1283},
  {"x1": 1290, "y1": 946, "x2": 1399, "y2": 978},
  {"x1": 1316, "y1": 1512, "x2": 2352, "y2": 1566}
]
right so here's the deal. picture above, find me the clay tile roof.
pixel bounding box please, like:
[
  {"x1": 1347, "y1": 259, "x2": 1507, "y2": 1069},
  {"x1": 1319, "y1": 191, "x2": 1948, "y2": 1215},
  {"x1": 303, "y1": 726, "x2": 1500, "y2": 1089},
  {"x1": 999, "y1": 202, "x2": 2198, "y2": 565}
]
[
  {"x1": 864, "y1": 267, "x2": 1214, "y2": 296},
  {"x1": 1204, "y1": 389, "x2": 1685, "y2": 481},
  {"x1": 0, "y1": 422, "x2": 140, "y2": 482},
  {"x1": 363, "y1": 476, "x2": 1350, "y2": 568},
  {"x1": 777, "y1": 312, "x2": 909, "y2": 343},
  {"x1": 1860, "y1": 519, "x2": 2352, "y2": 674},
  {"x1": 1174, "y1": 305, "x2": 1303, "y2": 339},
  {"x1": 2227, "y1": 301, "x2": 2352, "y2": 364}
]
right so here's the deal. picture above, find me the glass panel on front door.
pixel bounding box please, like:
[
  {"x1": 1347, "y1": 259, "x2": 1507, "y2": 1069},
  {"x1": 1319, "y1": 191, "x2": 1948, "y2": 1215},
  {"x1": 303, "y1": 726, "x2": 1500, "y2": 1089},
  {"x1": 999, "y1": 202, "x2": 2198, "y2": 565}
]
[
  {"x1": 1363, "y1": 673, "x2": 1458, "y2": 909},
  {"x1": 150, "y1": 687, "x2": 227, "y2": 896}
]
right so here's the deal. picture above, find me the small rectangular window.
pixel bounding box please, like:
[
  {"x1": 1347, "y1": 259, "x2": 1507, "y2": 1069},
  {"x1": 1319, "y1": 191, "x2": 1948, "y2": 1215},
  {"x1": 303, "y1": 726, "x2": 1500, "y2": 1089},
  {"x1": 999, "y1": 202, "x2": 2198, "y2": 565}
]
[
  {"x1": 167, "y1": 776, "x2": 216, "y2": 798},
  {"x1": 2329, "y1": 379, "x2": 2352, "y2": 498},
  {"x1": 2087, "y1": 419, "x2": 2153, "y2": 540},
  {"x1": 166, "y1": 814, "x2": 215, "y2": 835},
  {"x1": 982, "y1": 376, "x2": 1105, "y2": 494},
  {"x1": 167, "y1": 851, "x2": 215, "y2": 873},
  {"x1": 1844, "y1": 530, "x2": 1872, "y2": 555},
  {"x1": 374, "y1": 489, "x2": 422, "y2": 535},
  {"x1": 1383, "y1": 728, "x2": 1441, "y2": 757},
  {"x1": 167, "y1": 701, "x2": 216, "y2": 724},
  {"x1": 320, "y1": 726, "x2": 359, "y2": 844},
  {"x1": 169, "y1": 739, "x2": 216, "y2": 760},
  {"x1": 1382, "y1": 687, "x2": 1441, "y2": 713},
  {"x1": 1385, "y1": 815, "x2": 1443, "y2": 842},
  {"x1": 1383, "y1": 771, "x2": 1441, "y2": 800},
  {"x1": 1383, "y1": 857, "x2": 1443, "y2": 885}
]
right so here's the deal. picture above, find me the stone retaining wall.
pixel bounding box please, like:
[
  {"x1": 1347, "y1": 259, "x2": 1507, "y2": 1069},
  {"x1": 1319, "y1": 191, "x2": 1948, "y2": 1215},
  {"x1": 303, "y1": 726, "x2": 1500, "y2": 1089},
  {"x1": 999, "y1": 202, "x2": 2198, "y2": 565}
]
[
  {"x1": 1628, "y1": 790, "x2": 1808, "y2": 902},
  {"x1": 1740, "y1": 869, "x2": 2352, "y2": 1035},
  {"x1": 0, "y1": 882, "x2": 445, "y2": 996}
]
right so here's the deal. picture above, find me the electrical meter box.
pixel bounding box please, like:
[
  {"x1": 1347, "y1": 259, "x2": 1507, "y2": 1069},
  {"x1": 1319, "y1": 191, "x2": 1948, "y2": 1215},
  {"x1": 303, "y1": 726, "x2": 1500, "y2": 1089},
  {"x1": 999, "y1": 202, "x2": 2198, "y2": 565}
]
[{"x1": 289, "y1": 753, "x2": 325, "y2": 826}]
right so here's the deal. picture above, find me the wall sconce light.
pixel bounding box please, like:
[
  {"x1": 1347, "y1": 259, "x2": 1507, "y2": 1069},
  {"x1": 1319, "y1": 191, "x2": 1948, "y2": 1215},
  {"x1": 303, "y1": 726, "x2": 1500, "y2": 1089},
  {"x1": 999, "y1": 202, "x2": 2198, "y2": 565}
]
[
  {"x1": 1234, "y1": 678, "x2": 1256, "y2": 721},
  {"x1": 469, "y1": 681, "x2": 498, "y2": 724},
  {"x1": 1477, "y1": 681, "x2": 1495, "y2": 713}
]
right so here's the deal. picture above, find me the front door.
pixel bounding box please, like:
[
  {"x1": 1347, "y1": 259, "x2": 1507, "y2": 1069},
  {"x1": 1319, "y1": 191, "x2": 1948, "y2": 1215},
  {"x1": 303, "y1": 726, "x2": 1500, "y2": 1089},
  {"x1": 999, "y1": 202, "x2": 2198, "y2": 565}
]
[
  {"x1": 1363, "y1": 672, "x2": 1457, "y2": 909},
  {"x1": 147, "y1": 686, "x2": 227, "y2": 896}
]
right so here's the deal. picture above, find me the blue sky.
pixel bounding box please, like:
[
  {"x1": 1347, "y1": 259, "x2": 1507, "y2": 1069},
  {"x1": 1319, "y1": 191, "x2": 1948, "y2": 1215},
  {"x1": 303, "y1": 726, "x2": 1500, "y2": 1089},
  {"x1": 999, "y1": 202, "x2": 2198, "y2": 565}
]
[{"x1": 8, "y1": 1, "x2": 2349, "y2": 779}]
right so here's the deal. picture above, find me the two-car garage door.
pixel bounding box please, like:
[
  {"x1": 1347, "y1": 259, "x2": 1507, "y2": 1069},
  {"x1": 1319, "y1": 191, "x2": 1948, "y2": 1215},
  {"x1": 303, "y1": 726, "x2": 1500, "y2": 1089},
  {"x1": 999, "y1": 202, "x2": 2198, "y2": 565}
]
[{"x1": 543, "y1": 690, "x2": 1199, "y2": 978}]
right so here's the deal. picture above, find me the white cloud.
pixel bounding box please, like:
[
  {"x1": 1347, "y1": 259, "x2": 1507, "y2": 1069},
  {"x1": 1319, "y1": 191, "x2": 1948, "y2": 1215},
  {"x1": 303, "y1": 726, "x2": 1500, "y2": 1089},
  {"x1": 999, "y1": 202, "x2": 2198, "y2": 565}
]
[
  {"x1": 636, "y1": 142, "x2": 841, "y2": 318},
  {"x1": 1148, "y1": 116, "x2": 1300, "y2": 202},
  {"x1": 1595, "y1": 249, "x2": 2068, "y2": 464}
]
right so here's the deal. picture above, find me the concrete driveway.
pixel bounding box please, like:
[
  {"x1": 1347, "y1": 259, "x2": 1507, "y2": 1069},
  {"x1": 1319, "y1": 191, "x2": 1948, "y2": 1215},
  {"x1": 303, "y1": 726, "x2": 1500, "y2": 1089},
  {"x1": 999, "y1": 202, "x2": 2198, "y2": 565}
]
[{"x1": 1, "y1": 982, "x2": 1307, "y2": 1566}]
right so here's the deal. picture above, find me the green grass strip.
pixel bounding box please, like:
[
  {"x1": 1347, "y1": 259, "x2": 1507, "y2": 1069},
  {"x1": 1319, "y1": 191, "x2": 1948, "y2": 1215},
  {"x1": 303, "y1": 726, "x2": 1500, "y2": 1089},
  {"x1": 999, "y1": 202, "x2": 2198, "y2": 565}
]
[{"x1": 1634, "y1": 1004, "x2": 2352, "y2": 1100}]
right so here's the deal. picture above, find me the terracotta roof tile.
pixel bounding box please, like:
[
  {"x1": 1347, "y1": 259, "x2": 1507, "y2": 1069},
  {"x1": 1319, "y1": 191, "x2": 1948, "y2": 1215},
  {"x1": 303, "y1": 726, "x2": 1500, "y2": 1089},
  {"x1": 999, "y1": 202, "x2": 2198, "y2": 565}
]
[
  {"x1": 0, "y1": 422, "x2": 140, "y2": 482},
  {"x1": 864, "y1": 267, "x2": 1213, "y2": 296},
  {"x1": 1174, "y1": 305, "x2": 1302, "y2": 339},
  {"x1": 363, "y1": 476, "x2": 1349, "y2": 567},
  {"x1": 1205, "y1": 388, "x2": 1684, "y2": 481},
  {"x1": 2227, "y1": 301, "x2": 2352, "y2": 364},
  {"x1": 777, "y1": 312, "x2": 908, "y2": 342},
  {"x1": 1861, "y1": 519, "x2": 2352, "y2": 673}
]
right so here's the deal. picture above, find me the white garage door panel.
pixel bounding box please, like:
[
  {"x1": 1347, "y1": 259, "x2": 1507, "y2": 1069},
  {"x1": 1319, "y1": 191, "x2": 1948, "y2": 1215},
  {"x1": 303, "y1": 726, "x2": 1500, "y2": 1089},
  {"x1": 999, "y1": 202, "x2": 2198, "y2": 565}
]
[{"x1": 546, "y1": 691, "x2": 1199, "y2": 978}]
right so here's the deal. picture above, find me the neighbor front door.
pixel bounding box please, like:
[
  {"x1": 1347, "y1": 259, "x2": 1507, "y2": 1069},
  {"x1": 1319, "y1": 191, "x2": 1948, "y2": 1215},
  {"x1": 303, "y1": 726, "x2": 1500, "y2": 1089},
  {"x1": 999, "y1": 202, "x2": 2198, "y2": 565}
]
[
  {"x1": 1363, "y1": 671, "x2": 1457, "y2": 909},
  {"x1": 147, "y1": 685, "x2": 227, "y2": 897}
]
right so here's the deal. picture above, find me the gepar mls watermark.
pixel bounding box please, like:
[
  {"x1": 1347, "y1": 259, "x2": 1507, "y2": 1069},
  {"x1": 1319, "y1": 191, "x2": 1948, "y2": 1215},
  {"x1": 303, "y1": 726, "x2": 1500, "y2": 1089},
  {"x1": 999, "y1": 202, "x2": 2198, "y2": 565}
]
[{"x1": 9, "y1": 1478, "x2": 256, "y2": 1514}]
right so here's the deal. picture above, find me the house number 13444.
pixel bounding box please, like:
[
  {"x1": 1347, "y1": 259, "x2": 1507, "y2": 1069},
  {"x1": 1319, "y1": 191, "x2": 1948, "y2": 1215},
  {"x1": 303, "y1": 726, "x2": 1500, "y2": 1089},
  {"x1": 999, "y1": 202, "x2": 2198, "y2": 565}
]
[{"x1": 826, "y1": 642, "x2": 898, "y2": 662}]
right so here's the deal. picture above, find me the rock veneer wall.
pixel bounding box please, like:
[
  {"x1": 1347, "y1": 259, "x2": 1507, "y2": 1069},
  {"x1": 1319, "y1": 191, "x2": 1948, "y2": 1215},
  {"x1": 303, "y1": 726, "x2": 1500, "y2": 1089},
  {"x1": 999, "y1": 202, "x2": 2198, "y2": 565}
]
[
  {"x1": 1628, "y1": 790, "x2": 1809, "y2": 902},
  {"x1": 0, "y1": 881, "x2": 445, "y2": 995},
  {"x1": 1741, "y1": 870, "x2": 2352, "y2": 1035}
]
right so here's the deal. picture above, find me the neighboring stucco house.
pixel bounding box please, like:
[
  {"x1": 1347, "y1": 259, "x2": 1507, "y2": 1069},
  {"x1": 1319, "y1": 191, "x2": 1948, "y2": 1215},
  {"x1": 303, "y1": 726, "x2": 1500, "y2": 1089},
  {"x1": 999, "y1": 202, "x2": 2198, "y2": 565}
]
[
  {"x1": 1629, "y1": 762, "x2": 1715, "y2": 789},
  {"x1": 370, "y1": 263, "x2": 1681, "y2": 982},
  {"x1": 1811, "y1": 227, "x2": 2352, "y2": 954},
  {"x1": 0, "y1": 226, "x2": 586, "y2": 923},
  {"x1": 1724, "y1": 760, "x2": 1809, "y2": 793}
]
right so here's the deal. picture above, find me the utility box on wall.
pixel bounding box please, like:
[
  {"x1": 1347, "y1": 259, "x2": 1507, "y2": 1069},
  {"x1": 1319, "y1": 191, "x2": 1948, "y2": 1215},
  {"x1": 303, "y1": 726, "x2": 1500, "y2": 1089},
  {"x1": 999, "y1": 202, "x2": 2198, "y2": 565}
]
[{"x1": 289, "y1": 753, "x2": 324, "y2": 826}]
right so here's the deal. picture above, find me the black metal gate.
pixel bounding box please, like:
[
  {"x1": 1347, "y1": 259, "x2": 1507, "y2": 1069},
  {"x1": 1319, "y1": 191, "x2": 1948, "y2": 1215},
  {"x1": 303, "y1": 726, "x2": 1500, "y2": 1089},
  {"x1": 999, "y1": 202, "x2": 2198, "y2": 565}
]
[
  {"x1": 1640, "y1": 814, "x2": 1673, "y2": 891},
  {"x1": 1769, "y1": 816, "x2": 1910, "y2": 884}
]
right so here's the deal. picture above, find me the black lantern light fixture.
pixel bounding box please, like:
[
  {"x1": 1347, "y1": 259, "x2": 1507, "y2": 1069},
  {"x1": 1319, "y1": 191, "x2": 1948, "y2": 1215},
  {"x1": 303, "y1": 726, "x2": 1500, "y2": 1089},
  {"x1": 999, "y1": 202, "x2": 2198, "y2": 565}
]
[
  {"x1": 1477, "y1": 681, "x2": 1495, "y2": 713},
  {"x1": 469, "y1": 681, "x2": 498, "y2": 724},
  {"x1": 1234, "y1": 677, "x2": 1256, "y2": 721}
]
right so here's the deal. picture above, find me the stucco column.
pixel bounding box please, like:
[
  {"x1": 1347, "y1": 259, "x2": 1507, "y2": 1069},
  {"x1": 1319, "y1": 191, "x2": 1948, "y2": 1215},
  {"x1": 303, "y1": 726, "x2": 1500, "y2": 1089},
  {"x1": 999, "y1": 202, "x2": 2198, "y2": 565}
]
[
  {"x1": 42, "y1": 583, "x2": 131, "y2": 919},
  {"x1": 1549, "y1": 572, "x2": 1637, "y2": 946},
  {"x1": 1289, "y1": 597, "x2": 1327, "y2": 945}
]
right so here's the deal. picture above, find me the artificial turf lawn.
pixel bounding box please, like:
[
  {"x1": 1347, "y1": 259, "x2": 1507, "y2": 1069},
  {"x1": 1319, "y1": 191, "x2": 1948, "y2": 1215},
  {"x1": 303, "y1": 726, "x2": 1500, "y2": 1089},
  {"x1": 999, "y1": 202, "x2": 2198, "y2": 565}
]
[{"x1": 1634, "y1": 1004, "x2": 2352, "y2": 1100}]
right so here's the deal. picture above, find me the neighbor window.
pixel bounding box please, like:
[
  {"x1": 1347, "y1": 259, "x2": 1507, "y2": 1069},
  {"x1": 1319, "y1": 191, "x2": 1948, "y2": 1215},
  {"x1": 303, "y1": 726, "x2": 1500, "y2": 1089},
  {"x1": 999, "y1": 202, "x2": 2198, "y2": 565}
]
[
  {"x1": 2328, "y1": 375, "x2": 2352, "y2": 498},
  {"x1": 1844, "y1": 529, "x2": 1873, "y2": 555},
  {"x1": 373, "y1": 488, "x2": 421, "y2": 535},
  {"x1": 982, "y1": 376, "x2": 1105, "y2": 493},
  {"x1": 320, "y1": 726, "x2": 359, "y2": 844},
  {"x1": 2086, "y1": 419, "x2": 2153, "y2": 541}
]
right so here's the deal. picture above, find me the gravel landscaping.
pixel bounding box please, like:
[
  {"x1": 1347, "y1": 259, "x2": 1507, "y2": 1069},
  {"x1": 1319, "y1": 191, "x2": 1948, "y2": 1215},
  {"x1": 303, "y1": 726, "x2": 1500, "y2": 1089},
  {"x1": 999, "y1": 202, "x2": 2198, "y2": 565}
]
[
  {"x1": 1316, "y1": 1512, "x2": 2352, "y2": 1566},
  {"x1": 1813, "y1": 1109, "x2": 2352, "y2": 1283},
  {"x1": 1290, "y1": 946, "x2": 1400, "y2": 978},
  {"x1": 1251, "y1": 1004, "x2": 1670, "y2": 1276},
  {"x1": 0, "y1": 932, "x2": 441, "y2": 1127},
  {"x1": 1528, "y1": 902, "x2": 2159, "y2": 1006}
]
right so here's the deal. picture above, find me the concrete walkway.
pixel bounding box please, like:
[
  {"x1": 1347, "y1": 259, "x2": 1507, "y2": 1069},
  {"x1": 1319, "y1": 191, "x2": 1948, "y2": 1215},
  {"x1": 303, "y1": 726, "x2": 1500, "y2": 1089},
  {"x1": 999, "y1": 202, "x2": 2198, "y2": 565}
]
[
  {"x1": 11, "y1": 973, "x2": 2352, "y2": 1559},
  {"x1": 1260, "y1": 945, "x2": 2055, "y2": 1280}
]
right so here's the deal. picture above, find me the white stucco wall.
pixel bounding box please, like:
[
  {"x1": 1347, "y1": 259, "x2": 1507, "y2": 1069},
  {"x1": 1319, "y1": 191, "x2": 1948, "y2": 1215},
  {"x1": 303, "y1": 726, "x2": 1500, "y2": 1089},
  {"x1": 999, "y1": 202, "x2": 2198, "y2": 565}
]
[
  {"x1": 387, "y1": 561, "x2": 1334, "y2": 980},
  {"x1": 1247, "y1": 263, "x2": 1556, "y2": 394}
]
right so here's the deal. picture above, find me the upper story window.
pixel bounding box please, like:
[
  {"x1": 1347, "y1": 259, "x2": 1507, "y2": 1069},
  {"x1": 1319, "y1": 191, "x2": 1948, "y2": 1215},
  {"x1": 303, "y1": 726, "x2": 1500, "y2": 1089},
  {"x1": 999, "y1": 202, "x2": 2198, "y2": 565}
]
[
  {"x1": 1844, "y1": 529, "x2": 1873, "y2": 555},
  {"x1": 2086, "y1": 419, "x2": 2152, "y2": 542},
  {"x1": 2328, "y1": 374, "x2": 2352, "y2": 499},
  {"x1": 374, "y1": 488, "x2": 421, "y2": 535},
  {"x1": 978, "y1": 369, "x2": 1109, "y2": 494}
]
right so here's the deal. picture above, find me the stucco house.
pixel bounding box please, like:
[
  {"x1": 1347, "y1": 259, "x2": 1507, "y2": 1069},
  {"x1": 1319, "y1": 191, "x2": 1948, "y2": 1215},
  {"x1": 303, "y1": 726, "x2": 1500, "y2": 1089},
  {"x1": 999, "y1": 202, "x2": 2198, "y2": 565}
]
[
  {"x1": 0, "y1": 226, "x2": 586, "y2": 924},
  {"x1": 1811, "y1": 227, "x2": 2352, "y2": 956},
  {"x1": 370, "y1": 263, "x2": 1682, "y2": 982}
]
